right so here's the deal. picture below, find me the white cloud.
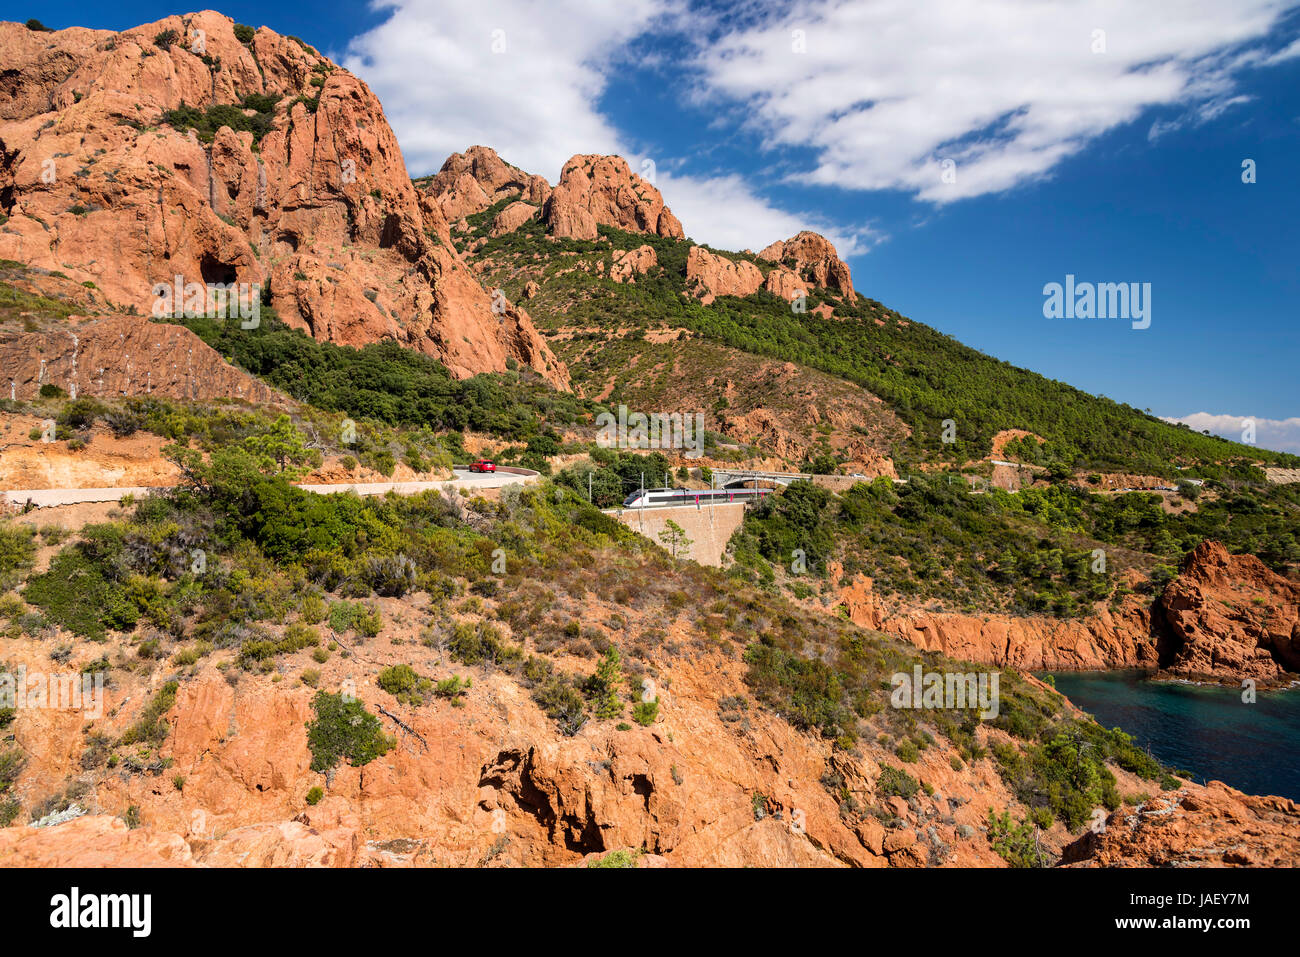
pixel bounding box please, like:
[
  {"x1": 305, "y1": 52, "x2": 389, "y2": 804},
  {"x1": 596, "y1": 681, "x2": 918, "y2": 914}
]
[
  {"x1": 342, "y1": 0, "x2": 857, "y2": 254},
  {"x1": 1162, "y1": 412, "x2": 1300, "y2": 454},
  {"x1": 653, "y1": 169, "x2": 879, "y2": 254},
  {"x1": 342, "y1": 0, "x2": 666, "y2": 179},
  {"x1": 693, "y1": 0, "x2": 1300, "y2": 202},
  {"x1": 1263, "y1": 35, "x2": 1300, "y2": 63}
]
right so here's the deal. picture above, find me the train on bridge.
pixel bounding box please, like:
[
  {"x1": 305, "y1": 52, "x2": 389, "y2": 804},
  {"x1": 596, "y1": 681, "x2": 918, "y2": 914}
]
[{"x1": 621, "y1": 487, "x2": 775, "y2": 509}]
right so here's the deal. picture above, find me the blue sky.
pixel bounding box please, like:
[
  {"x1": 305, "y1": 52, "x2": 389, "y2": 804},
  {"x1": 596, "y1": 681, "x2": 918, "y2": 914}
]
[{"x1": 8, "y1": 0, "x2": 1300, "y2": 450}]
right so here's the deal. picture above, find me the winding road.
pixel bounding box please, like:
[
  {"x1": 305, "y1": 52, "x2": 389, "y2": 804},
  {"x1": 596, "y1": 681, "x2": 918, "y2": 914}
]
[{"x1": 1, "y1": 467, "x2": 539, "y2": 509}]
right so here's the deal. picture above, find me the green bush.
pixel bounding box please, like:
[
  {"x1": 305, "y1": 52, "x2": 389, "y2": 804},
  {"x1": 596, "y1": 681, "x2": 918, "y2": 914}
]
[
  {"x1": 434, "y1": 675, "x2": 468, "y2": 703},
  {"x1": 586, "y1": 849, "x2": 640, "y2": 868},
  {"x1": 305, "y1": 691, "x2": 392, "y2": 773},
  {"x1": 23, "y1": 545, "x2": 121, "y2": 640},
  {"x1": 876, "y1": 764, "x2": 919, "y2": 800},
  {"x1": 632, "y1": 697, "x2": 658, "y2": 726},
  {"x1": 532, "y1": 675, "x2": 586, "y2": 735},
  {"x1": 377, "y1": 664, "x2": 434, "y2": 704},
  {"x1": 987, "y1": 810, "x2": 1044, "y2": 867},
  {"x1": 119, "y1": 681, "x2": 179, "y2": 748},
  {"x1": 584, "y1": 647, "x2": 624, "y2": 720},
  {"x1": 0, "y1": 523, "x2": 37, "y2": 583}
]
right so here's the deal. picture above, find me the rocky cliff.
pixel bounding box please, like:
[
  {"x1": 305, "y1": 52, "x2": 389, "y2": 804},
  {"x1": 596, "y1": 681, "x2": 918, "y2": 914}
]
[
  {"x1": 0, "y1": 632, "x2": 1021, "y2": 868},
  {"x1": 759, "y1": 231, "x2": 856, "y2": 303},
  {"x1": 0, "y1": 313, "x2": 284, "y2": 405},
  {"x1": 0, "y1": 14, "x2": 566, "y2": 388},
  {"x1": 834, "y1": 541, "x2": 1300, "y2": 687},
  {"x1": 423, "y1": 146, "x2": 684, "y2": 247},
  {"x1": 1160, "y1": 541, "x2": 1300, "y2": 685},
  {"x1": 1063, "y1": 781, "x2": 1300, "y2": 867},
  {"x1": 684, "y1": 242, "x2": 852, "y2": 308}
]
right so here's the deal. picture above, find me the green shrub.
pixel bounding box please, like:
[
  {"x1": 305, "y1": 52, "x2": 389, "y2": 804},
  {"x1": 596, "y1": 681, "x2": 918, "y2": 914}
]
[
  {"x1": 586, "y1": 849, "x2": 640, "y2": 868},
  {"x1": 377, "y1": 664, "x2": 419, "y2": 695},
  {"x1": 300, "y1": 594, "x2": 327, "y2": 624},
  {"x1": 119, "y1": 681, "x2": 179, "y2": 748},
  {"x1": 632, "y1": 697, "x2": 658, "y2": 726},
  {"x1": 447, "y1": 620, "x2": 517, "y2": 667},
  {"x1": 0, "y1": 748, "x2": 24, "y2": 795},
  {"x1": 532, "y1": 675, "x2": 586, "y2": 735},
  {"x1": 584, "y1": 647, "x2": 624, "y2": 720},
  {"x1": 0, "y1": 523, "x2": 37, "y2": 582},
  {"x1": 23, "y1": 546, "x2": 119, "y2": 639},
  {"x1": 305, "y1": 785, "x2": 324, "y2": 805},
  {"x1": 987, "y1": 810, "x2": 1044, "y2": 867},
  {"x1": 876, "y1": 764, "x2": 919, "y2": 800},
  {"x1": 305, "y1": 691, "x2": 392, "y2": 773},
  {"x1": 434, "y1": 675, "x2": 468, "y2": 704}
]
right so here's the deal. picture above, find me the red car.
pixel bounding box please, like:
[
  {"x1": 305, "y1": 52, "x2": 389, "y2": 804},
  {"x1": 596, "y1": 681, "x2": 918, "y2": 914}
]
[{"x1": 468, "y1": 459, "x2": 497, "y2": 473}]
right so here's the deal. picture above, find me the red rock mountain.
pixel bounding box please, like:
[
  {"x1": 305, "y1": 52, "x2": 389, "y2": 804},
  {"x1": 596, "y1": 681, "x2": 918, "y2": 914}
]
[
  {"x1": 0, "y1": 13, "x2": 567, "y2": 388},
  {"x1": 423, "y1": 147, "x2": 685, "y2": 245},
  {"x1": 425, "y1": 145, "x2": 551, "y2": 222},
  {"x1": 427, "y1": 146, "x2": 858, "y2": 309},
  {"x1": 759, "y1": 231, "x2": 856, "y2": 303}
]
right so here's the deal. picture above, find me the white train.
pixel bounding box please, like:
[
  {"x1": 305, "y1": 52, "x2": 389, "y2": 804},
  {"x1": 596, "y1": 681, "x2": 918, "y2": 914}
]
[{"x1": 621, "y1": 487, "x2": 774, "y2": 508}]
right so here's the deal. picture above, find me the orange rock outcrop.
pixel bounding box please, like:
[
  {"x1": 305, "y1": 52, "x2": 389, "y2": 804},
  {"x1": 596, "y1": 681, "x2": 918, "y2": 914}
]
[
  {"x1": 1160, "y1": 541, "x2": 1300, "y2": 685},
  {"x1": 685, "y1": 246, "x2": 763, "y2": 303},
  {"x1": 758, "y1": 231, "x2": 856, "y2": 302},
  {"x1": 543, "y1": 154, "x2": 684, "y2": 241},
  {"x1": 0, "y1": 14, "x2": 567, "y2": 388},
  {"x1": 833, "y1": 540, "x2": 1300, "y2": 687},
  {"x1": 0, "y1": 313, "x2": 284, "y2": 405},
  {"x1": 1064, "y1": 781, "x2": 1300, "y2": 867}
]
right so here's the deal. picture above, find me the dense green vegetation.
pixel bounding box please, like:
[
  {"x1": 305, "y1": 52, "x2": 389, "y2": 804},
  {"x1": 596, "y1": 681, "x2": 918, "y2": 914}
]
[
  {"x1": 160, "y1": 96, "x2": 279, "y2": 145},
  {"x1": 171, "y1": 312, "x2": 594, "y2": 468},
  {"x1": 1016, "y1": 481, "x2": 1300, "y2": 572},
  {"x1": 727, "y1": 472, "x2": 1300, "y2": 613},
  {"x1": 729, "y1": 478, "x2": 1119, "y2": 615}
]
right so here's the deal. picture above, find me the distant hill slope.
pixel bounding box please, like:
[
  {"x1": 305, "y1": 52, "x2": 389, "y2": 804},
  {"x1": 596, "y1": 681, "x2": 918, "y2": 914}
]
[{"x1": 426, "y1": 150, "x2": 1294, "y2": 477}]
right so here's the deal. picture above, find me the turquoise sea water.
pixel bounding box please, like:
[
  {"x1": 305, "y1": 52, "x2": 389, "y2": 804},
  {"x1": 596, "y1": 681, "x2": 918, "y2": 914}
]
[{"x1": 1043, "y1": 670, "x2": 1300, "y2": 801}]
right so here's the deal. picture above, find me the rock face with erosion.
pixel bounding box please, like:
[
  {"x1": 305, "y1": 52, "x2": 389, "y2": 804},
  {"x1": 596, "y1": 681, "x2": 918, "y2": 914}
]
[
  {"x1": 685, "y1": 246, "x2": 763, "y2": 304},
  {"x1": 0, "y1": 313, "x2": 284, "y2": 405},
  {"x1": 0, "y1": 14, "x2": 567, "y2": 388},
  {"x1": 609, "y1": 245, "x2": 657, "y2": 283},
  {"x1": 1063, "y1": 782, "x2": 1300, "y2": 867},
  {"x1": 1159, "y1": 541, "x2": 1300, "y2": 685},
  {"x1": 833, "y1": 564, "x2": 1161, "y2": 673},
  {"x1": 543, "y1": 154, "x2": 684, "y2": 241},
  {"x1": 424, "y1": 145, "x2": 551, "y2": 223},
  {"x1": 833, "y1": 539, "x2": 1300, "y2": 687}
]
